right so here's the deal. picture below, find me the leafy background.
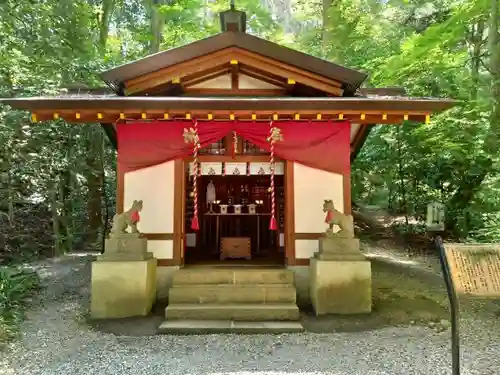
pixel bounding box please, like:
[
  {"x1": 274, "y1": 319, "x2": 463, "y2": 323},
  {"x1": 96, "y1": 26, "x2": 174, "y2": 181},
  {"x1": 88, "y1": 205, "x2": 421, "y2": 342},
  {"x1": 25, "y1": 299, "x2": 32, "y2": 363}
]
[{"x1": 0, "y1": 0, "x2": 499, "y2": 263}]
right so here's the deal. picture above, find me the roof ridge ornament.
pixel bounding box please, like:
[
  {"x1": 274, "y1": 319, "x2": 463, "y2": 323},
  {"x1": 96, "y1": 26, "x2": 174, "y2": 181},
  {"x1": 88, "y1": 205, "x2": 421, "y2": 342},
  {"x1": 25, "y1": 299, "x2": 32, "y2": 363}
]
[{"x1": 220, "y1": 1, "x2": 246, "y2": 33}]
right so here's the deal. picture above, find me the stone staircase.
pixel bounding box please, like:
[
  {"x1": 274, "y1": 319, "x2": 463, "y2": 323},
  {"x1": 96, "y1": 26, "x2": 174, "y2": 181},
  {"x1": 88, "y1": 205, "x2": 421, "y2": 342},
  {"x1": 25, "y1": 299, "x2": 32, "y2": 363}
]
[{"x1": 159, "y1": 267, "x2": 304, "y2": 334}]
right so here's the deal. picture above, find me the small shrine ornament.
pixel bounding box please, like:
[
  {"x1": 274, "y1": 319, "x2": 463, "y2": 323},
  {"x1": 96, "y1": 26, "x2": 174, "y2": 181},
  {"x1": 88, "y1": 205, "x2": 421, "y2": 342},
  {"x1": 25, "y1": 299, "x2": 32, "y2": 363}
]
[
  {"x1": 267, "y1": 122, "x2": 283, "y2": 231},
  {"x1": 184, "y1": 123, "x2": 201, "y2": 230}
]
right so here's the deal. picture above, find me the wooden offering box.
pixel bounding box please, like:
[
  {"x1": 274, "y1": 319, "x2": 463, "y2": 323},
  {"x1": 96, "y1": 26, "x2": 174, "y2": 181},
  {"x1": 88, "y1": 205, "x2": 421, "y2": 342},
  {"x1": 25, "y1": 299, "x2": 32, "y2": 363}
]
[{"x1": 220, "y1": 237, "x2": 251, "y2": 260}]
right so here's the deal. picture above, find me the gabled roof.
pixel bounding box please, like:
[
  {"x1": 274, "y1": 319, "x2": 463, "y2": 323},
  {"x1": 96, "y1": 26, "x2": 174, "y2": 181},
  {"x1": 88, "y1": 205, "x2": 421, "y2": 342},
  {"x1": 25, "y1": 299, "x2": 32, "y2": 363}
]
[{"x1": 100, "y1": 32, "x2": 368, "y2": 96}]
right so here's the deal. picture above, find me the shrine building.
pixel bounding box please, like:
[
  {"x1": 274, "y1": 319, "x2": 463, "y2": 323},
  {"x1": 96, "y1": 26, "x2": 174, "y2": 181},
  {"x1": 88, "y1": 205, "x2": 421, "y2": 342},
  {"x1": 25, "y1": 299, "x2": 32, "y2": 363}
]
[{"x1": 1, "y1": 6, "x2": 456, "y2": 330}]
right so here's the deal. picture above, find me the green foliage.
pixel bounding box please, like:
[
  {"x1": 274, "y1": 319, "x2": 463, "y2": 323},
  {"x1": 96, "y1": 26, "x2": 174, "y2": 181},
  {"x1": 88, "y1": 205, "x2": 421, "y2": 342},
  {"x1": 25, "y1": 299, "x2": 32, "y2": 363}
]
[
  {"x1": 0, "y1": 0, "x2": 499, "y2": 258},
  {"x1": 0, "y1": 267, "x2": 40, "y2": 344}
]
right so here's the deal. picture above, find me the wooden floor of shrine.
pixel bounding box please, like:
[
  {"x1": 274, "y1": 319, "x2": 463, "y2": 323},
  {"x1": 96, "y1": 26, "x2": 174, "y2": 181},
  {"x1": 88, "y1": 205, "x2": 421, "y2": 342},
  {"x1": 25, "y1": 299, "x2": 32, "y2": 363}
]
[{"x1": 184, "y1": 250, "x2": 285, "y2": 266}]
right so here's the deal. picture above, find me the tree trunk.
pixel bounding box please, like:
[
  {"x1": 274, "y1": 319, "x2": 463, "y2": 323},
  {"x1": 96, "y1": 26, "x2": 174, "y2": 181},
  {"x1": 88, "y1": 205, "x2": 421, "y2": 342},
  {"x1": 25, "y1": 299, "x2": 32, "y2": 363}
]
[
  {"x1": 50, "y1": 181, "x2": 62, "y2": 257},
  {"x1": 322, "y1": 0, "x2": 333, "y2": 58},
  {"x1": 99, "y1": 0, "x2": 115, "y2": 51},
  {"x1": 445, "y1": 1, "x2": 499, "y2": 235},
  {"x1": 149, "y1": 0, "x2": 166, "y2": 54},
  {"x1": 486, "y1": 0, "x2": 500, "y2": 156},
  {"x1": 85, "y1": 127, "x2": 104, "y2": 248},
  {"x1": 469, "y1": 20, "x2": 485, "y2": 100}
]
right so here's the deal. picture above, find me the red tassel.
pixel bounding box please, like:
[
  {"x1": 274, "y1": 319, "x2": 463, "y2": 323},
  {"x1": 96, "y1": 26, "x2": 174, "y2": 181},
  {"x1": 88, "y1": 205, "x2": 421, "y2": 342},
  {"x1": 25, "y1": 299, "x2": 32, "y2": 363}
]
[
  {"x1": 191, "y1": 216, "x2": 199, "y2": 230},
  {"x1": 269, "y1": 216, "x2": 277, "y2": 230}
]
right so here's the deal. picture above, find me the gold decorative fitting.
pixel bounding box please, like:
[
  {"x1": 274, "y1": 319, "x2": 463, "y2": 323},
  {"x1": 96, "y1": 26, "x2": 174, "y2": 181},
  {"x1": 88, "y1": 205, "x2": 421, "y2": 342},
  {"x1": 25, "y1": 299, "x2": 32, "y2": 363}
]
[
  {"x1": 183, "y1": 128, "x2": 199, "y2": 144},
  {"x1": 120, "y1": 113, "x2": 125, "y2": 119},
  {"x1": 97, "y1": 113, "x2": 103, "y2": 120},
  {"x1": 287, "y1": 79, "x2": 296, "y2": 85},
  {"x1": 268, "y1": 127, "x2": 284, "y2": 142},
  {"x1": 75, "y1": 113, "x2": 81, "y2": 119},
  {"x1": 53, "y1": 113, "x2": 59, "y2": 120},
  {"x1": 163, "y1": 113, "x2": 169, "y2": 119},
  {"x1": 404, "y1": 114, "x2": 409, "y2": 120},
  {"x1": 186, "y1": 113, "x2": 192, "y2": 120},
  {"x1": 382, "y1": 114, "x2": 388, "y2": 120},
  {"x1": 230, "y1": 113, "x2": 235, "y2": 120},
  {"x1": 141, "y1": 112, "x2": 147, "y2": 119},
  {"x1": 251, "y1": 114, "x2": 257, "y2": 120},
  {"x1": 316, "y1": 113, "x2": 322, "y2": 120},
  {"x1": 273, "y1": 114, "x2": 278, "y2": 121},
  {"x1": 338, "y1": 113, "x2": 344, "y2": 120},
  {"x1": 230, "y1": 60, "x2": 238, "y2": 65},
  {"x1": 294, "y1": 113, "x2": 300, "y2": 120},
  {"x1": 172, "y1": 77, "x2": 180, "y2": 84},
  {"x1": 31, "y1": 113, "x2": 37, "y2": 122},
  {"x1": 360, "y1": 113, "x2": 366, "y2": 120},
  {"x1": 208, "y1": 113, "x2": 213, "y2": 120}
]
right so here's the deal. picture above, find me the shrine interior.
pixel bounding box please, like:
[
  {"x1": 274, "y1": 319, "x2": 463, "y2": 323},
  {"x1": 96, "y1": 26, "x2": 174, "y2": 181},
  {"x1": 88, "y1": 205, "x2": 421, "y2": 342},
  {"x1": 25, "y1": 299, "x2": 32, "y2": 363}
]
[{"x1": 184, "y1": 170, "x2": 285, "y2": 265}]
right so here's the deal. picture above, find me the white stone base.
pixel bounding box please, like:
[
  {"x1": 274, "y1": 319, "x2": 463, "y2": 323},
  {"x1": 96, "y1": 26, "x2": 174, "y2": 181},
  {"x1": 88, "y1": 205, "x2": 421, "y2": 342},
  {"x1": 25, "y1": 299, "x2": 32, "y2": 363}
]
[
  {"x1": 309, "y1": 258, "x2": 372, "y2": 315},
  {"x1": 91, "y1": 258, "x2": 157, "y2": 319}
]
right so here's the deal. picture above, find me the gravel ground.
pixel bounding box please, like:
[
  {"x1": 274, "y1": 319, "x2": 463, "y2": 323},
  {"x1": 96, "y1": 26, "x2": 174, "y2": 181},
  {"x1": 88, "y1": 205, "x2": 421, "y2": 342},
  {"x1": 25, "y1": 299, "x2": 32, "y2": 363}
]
[{"x1": 1, "y1": 255, "x2": 500, "y2": 375}]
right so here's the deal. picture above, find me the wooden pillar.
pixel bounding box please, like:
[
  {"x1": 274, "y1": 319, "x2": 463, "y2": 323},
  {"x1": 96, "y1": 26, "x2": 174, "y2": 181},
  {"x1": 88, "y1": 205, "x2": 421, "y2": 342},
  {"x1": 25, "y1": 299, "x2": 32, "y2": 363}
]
[
  {"x1": 284, "y1": 161, "x2": 296, "y2": 265},
  {"x1": 116, "y1": 162, "x2": 124, "y2": 214},
  {"x1": 173, "y1": 159, "x2": 185, "y2": 265}
]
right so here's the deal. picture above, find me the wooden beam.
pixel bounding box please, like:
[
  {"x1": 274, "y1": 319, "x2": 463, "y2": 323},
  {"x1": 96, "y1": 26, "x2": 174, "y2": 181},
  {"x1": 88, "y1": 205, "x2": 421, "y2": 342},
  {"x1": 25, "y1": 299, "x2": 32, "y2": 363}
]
[
  {"x1": 235, "y1": 48, "x2": 343, "y2": 89},
  {"x1": 32, "y1": 110, "x2": 428, "y2": 125},
  {"x1": 125, "y1": 48, "x2": 233, "y2": 88},
  {"x1": 231, "y1": 60, "x2": 239, "y2": 89},
  {"x1": 239, "y1": 66, "x2": 289, "y2": 88},
  {"x1": 125, "y1": 53, "x2": 234, "y2": 94},
  {"x1": 183, "y1": 88, "x2": 286, "y2": 96},
  {"x1": 173, "y1": 159, "x2": 184, "y2": 266},
  {"x1": 123, "y1": 46, "x2": 345, "y2": 96},
  {"x1": 183, "y1": 67, "x2": 231, "y2": 88},
  {"x1": 231, "y1": 52, "x2": 343, "y2": 96}
]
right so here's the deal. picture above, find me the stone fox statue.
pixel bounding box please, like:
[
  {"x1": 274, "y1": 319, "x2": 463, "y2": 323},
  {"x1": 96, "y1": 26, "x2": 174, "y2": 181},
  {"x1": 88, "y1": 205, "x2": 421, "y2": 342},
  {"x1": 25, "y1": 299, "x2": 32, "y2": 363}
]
[
  {"x1": 110, "y1": 200, "x2": 143, "y2": 235},
  {"x1": 323, "y1": 199, "x2": 355, "y2": 238}
]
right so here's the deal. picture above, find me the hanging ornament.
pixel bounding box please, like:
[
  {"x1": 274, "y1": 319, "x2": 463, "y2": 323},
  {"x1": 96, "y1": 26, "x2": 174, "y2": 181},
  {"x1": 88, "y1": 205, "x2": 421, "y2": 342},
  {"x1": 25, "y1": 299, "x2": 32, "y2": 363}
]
[
  {"x1": 232, "y1": 131, "x2": 238, "y2": 158},
  {"x1": 183, "y1": 123, "x2": 200, "y2": 230},
  {"x1": 267, "y1": 123, "x2": 283, "y2": 231}
]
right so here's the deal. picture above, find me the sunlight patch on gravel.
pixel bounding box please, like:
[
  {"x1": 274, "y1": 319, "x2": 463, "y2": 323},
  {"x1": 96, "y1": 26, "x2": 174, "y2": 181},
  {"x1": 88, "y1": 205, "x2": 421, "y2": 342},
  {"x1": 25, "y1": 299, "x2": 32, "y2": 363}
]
[{"x1": 2, "y1": 255, "x2": 500, "y2": 375}]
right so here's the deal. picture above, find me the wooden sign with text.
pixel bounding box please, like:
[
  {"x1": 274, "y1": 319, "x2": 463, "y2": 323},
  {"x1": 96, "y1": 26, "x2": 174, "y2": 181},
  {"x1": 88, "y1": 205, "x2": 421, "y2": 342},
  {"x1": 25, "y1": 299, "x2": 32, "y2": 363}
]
[{"x1": 444, "y1": 244, "x2": 500, "y2": 297}]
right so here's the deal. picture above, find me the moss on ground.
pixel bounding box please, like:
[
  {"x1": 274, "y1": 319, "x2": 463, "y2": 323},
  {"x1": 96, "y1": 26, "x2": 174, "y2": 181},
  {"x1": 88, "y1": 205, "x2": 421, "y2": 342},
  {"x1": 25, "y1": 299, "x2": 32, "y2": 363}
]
[{"x1": 301, "y1": 259, "x2": 450, "y2": 333}]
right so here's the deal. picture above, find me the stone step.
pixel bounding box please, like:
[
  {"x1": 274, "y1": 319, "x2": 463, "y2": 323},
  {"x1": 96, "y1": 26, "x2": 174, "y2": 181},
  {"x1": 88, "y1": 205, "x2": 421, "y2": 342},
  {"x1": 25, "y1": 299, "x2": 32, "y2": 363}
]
[
  {"x1": 158, "y1": 320, "x2": 304, "y2": 334},
  {"x1": 165, "y1": 303, "x2": 300, "y2": 321},
  {"x1": 168, "y1": 284, "x2": 297, "y2": 304},
  {"x1": 172, "y1": 268, "x2": 294, "y2": 285}
]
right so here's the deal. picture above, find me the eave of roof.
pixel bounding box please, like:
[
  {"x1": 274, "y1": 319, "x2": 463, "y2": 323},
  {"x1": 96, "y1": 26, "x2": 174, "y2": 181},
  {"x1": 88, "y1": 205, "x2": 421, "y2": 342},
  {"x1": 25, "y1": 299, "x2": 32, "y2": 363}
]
[
  {"x1": 0, "y1": 96, "x2": 458, "y2": 113},
  {"x1": 100, "y1": 32, "x2": 368, "y2": 96}
]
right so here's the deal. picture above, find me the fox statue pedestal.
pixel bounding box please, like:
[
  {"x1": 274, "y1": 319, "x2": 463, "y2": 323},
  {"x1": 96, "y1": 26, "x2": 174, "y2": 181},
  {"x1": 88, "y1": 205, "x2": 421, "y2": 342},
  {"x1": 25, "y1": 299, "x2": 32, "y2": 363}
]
[
  {"x1": 309, "y1": 200, "x2": 372, "y2": 315},
  {"x1": 91, "y1": 200, "x2": 157, "y2": 319}
]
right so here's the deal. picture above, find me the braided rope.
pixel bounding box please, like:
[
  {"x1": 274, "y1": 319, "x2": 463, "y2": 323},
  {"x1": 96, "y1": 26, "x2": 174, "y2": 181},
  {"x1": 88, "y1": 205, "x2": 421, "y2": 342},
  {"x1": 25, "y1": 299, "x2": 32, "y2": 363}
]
[
  {"x1": 191, "y1": 120, "x2": 200, "y2": 230},
  {"x1": 269, "y1": 121, "x2": 277, "y2": 230}
]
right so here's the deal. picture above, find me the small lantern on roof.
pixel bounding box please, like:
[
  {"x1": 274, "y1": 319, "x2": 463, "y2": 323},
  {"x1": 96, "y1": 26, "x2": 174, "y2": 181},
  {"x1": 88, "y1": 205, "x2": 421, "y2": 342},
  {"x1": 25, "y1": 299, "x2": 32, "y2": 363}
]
[{"x1": 220, "y1": 1, "x2": 247, "y2": 32}]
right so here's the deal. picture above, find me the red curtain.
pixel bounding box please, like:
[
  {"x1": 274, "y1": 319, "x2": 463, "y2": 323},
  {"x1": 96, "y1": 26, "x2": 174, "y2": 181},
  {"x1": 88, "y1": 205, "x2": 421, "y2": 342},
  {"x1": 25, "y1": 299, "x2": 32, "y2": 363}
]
[{"x1": 117, "y1": 120, "x2": 350, "y2": 174}]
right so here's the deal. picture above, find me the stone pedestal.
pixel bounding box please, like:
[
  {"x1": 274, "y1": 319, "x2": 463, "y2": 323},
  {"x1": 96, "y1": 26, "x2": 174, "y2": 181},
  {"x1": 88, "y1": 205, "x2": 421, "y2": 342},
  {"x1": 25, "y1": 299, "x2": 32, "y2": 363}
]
[
  {"x1": 91, "y1": 233, "x2": 156, "y2": 319},
  {"x1": 309, "y1": 235, "x2": 372, "y2": 315},
  {"x1": 91, "y1": 258, "x2": 157, "y2": 319},
  {"x1": 99, "y1": 233, "x2": 153, "y2": 262},
  {"x1": 315, "y1": 236, "x2": 365, "y2": 261}
]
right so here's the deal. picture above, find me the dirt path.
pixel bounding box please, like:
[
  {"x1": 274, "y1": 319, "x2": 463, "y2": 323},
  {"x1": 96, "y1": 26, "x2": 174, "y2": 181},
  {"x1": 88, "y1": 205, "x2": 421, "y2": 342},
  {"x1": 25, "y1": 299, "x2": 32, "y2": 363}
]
[{"x1": 1, "y1": 252, "x2": 500, "y2": 375}]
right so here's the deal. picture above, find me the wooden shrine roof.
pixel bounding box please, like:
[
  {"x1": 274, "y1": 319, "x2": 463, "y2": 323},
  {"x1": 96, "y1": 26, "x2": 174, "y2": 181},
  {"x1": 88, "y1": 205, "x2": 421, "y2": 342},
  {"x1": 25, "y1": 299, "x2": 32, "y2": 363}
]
[
  {"x1": 101, "y1": 32, "x2": 367, "y2": 96},
  {"x1": 2, "y1": 95, "x2": 456, "y2": 115}
]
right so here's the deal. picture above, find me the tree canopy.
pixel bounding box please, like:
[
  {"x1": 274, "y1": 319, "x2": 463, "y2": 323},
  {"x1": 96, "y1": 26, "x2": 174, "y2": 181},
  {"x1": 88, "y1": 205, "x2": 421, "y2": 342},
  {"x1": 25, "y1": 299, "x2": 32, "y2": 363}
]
[{"x1": 0, "y1": 0, "x2": 499, "y2": 261}]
